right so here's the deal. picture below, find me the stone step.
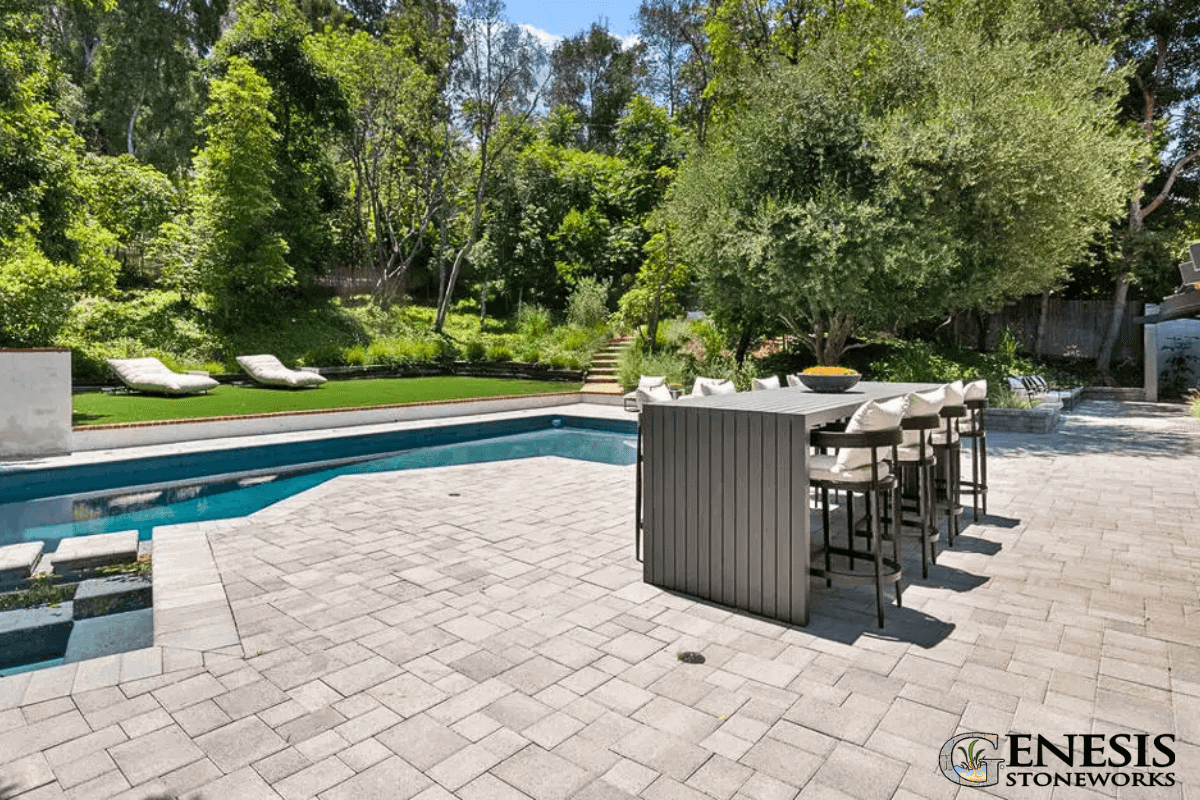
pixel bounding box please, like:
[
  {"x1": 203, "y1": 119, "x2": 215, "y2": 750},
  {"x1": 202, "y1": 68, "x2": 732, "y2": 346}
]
[
  {"x1": 73, "y1": 574, "x2": 153, "y2": 619},
  {"x1": 51, "y1": 531, "x2": 139, "y2": 575},
  {"x1": 0, "y1": 542, "x2": 44, "y2": 587}
]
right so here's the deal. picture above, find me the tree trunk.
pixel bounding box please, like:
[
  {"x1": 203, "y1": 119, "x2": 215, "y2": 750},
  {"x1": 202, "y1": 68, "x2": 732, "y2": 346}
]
[
  {"x1": 1034, "y1": 290, "x2": 1050, "y2": 357},
  {"x1": 435, "y1": 150, "x2": 488, "y2": 332},
  {"x1": 974, "y1": 309, "x2": 990, "y2": 352},
  {"x1": 734, "y1": 321, "x2": 756, "y2": 365},
  {"x1": 1096, "y1": 262, "x2": 1131, "y2": 382}
]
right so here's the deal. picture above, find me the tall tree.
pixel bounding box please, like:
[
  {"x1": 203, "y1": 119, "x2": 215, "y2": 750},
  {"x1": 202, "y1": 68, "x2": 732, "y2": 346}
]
[
  {"x1": 434, "y1": 0, "x2": 544, "y2": 332},
  {"x1": 548, "y1": 22, "x2": 644, "y2": 152},
  {"x1": 1059, "y1": 0, "x2": 1200, "y2": 378},
  {"x1": 308, "y1": 0, "x2": 459, "y2": 305},
  {"x1": 184, "y1": 56, "x2": 291, "y2": 327},
  {"x1": 211, "y1": 0, "x2": 350, "y2": 286}
]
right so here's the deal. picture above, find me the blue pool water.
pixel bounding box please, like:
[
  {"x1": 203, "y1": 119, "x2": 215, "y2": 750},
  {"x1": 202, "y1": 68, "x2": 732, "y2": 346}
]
[{"x1": 0, "y1": 418, "x2": 637, "y2": 551}]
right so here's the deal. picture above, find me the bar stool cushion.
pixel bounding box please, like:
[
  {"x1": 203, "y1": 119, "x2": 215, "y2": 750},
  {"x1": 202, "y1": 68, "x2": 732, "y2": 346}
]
[
  {"x1": 894, "y1": 444, "x2": 935, "y2": 462},
  {"x1": 636, "y1": 383, "x2": 674, "y2": 410},
  {"x1": 944, "y1": 380, "x2": 965, "y2": 405},
  {"x1": 693, "y1": 377, "x2": 736, "y2": 396},
  {"x1": 930, "y1": 429, "x2": 960, "y2": 445},
  {"x1": 752, "y1": 375, "x2": 781, "y2": 391},
  {"x1": 964, "y1": 379, "x2": 987, "y2": 401},
  {"x1": 903, "y1": 387, "x2": 945, "y2": 446},
  {"x1": 834, "y1": 397, "x2": 906, "y2": 473},
  {"x1": 811, "y1": 453, "x2": 892, "y2": 483},
  {"x1": 786, "y1": 374, "x2": 802, "y2": 388}
]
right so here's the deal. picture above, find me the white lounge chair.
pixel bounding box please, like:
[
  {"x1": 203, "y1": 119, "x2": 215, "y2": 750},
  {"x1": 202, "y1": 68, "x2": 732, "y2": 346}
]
[
  {"x1": 236, "y1": 354, "x2": 327, "y2": 388},
  {"x1": 107, "y1": 357, "x2": 219, "y2": 396}
]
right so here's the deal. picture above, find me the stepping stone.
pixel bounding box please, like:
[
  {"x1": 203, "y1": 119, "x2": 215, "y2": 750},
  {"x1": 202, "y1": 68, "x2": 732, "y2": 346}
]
[
  {"x1": 0, "y1": 542, "x2": 44, "y2": 586},
  {"x1": 51, "y1": 531, "x2": 139, "y2": 574}
]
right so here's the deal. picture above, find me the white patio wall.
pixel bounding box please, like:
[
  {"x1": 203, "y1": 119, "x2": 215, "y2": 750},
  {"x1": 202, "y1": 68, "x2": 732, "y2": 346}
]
[{"x1": 0, "y1": 349, "x2": 72, "y2": 458}]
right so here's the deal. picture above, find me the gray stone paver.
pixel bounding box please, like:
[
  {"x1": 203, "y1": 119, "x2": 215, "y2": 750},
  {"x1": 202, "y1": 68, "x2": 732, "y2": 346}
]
[{"x1": 1, "y1": 400, "x2": 1198, "y2": 798}]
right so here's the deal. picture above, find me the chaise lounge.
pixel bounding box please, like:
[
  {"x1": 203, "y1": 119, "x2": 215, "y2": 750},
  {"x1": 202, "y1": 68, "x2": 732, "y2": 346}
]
[
  {"x1": 107, "y1": 357, "x2": 219, "y2": 396},
  {"x1": 236, "y1": 354, "x2": 327, "y2": 388}
]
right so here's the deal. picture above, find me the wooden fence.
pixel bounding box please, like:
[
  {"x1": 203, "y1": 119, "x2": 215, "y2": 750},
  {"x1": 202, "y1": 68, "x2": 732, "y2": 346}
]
[{"x1": 950, "y1": 298, "x2": 1143, "y2": 362}]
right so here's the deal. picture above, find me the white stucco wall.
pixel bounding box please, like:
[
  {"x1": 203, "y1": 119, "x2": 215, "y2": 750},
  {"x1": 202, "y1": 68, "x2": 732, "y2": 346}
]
[
  {"x1": 0, "y1": 349, "x2": 73, "y2": 458},
  {"x1": 1157, "y1": 316, "x2": 1200, "y2": 397}
]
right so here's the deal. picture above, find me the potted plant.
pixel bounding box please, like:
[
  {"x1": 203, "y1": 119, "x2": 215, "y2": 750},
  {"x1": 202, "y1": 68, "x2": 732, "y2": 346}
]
[{"x1": 795, "y1": 366, "x2": 861, "y2": 393}]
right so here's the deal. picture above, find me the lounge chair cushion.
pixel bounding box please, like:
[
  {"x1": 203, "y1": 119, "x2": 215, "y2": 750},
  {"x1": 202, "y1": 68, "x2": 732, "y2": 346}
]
[
  {"x1": 834, "y1": 397, "x2": 904, "y2": 474},
  {"x1": 237, "y1": 355, "x2": 327, "y2": 387},
  {"x1": 752, "y1": 375, "x2": 781, "y2": 391},
  {"x1": 107, "y1": 358, "x2": 219, "y2": 396},
  {"x1": 637, "y1": 376, "x2": 666, "y2": 390}
]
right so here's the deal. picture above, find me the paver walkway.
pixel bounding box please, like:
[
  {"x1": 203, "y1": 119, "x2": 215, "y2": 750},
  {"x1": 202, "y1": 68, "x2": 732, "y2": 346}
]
[{"x1": 1, "y1": 400, "x2": 1198, "y2": 799}]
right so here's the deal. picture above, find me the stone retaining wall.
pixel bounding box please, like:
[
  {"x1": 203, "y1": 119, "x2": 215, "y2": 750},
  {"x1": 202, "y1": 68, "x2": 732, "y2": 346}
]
[{"x1": 985, "y1": 405, "x2": 1061, "y2": 433}]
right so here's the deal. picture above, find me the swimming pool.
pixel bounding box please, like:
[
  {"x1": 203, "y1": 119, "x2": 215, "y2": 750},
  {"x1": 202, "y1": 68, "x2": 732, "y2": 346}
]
[{"x1": 0, "y1": 416, "x2": 637, "y2": 550}]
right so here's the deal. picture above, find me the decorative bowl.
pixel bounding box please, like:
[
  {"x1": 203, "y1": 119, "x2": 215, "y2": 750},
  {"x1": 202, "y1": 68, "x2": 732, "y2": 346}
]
[{"x1": 796, "y1": 372, "x2": 861, "y2": 393}]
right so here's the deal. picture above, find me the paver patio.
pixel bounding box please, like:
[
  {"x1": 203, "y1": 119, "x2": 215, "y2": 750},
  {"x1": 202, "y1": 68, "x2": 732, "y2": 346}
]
[{"x1": 1, "y1": 399, "x2": 1198, "y2": 799}]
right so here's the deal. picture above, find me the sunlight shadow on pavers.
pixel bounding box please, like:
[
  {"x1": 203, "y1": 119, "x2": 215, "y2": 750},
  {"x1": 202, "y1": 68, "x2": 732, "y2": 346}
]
[
  {"x1": 970, "y1": 513, "x2": 1020, "y2": 529},
  {"x1": 800, "y1": 601, "x2": 956, "y2": 649},
  {"x1": 944, "y1": 534, "x2": 1002, "y2": 556},
  {"x1": 907, "y1": 561, "x2": 990, "y2": 592},
  {"x1": 0, "y1": 779, "x2": 18, "y2": 800}
]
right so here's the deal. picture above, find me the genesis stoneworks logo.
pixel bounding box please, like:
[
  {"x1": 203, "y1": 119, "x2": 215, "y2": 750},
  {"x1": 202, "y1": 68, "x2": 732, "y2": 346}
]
[{"x1": 939, "y1": 732, "x2": 1177, "y2": 789}]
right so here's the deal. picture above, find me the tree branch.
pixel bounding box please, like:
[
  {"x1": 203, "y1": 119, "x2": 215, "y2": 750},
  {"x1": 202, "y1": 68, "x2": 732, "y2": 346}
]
[{"x1": 1142, "y1": 148, "x2": 1200, "y2": 219}]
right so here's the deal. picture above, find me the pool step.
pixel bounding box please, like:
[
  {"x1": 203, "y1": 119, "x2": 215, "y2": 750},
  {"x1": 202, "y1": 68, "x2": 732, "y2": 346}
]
[{"x1": 51, "y1": 530, "x2": 139, "y2": 575}]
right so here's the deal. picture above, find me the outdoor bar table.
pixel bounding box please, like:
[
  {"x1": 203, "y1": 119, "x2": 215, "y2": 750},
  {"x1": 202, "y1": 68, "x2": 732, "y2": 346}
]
[{"x1": 638, "y1": 381, "x2": 936, "y2": 626}]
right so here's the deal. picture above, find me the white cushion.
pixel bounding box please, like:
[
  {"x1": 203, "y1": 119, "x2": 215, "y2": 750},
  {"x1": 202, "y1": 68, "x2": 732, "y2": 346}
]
[
  {"x1": 964, "y1": 379, "x2": 987, "y2": 401},
  {"x1": 108, "y1": 357, "x2": 219, "y2": 395},
  {"x1": 237, "y1": 354, "x2": 327, "y2": 387},
  {"x1": 943, "y1": 380, "x2": 965, "y2": 406},
  {"x1": 752, "y1": 375, "x2": 781, "y2": 391},
  {"x1": 931, "y1": 429, "x2": 960, "y2": 445},
  {"x1": 811, "y1": 453, "x2": 891, "y2": 483},
  {"x1": 1007, "y1": 376, "x2": 1027, "y2": 393},
  {"x1": 636, "y1": 383, "x2": 674, "y2": 410},
  {"x1": 893, "y1": 445, "x2": 934, "y2": 463},
  {"x1": 637, "y1": 375, "x2": 666, "y2": 390},
  {"x1": 697, "y1": 379, "x2": 736, "y2": 396},
  {"x1": 691, "y1": 377, "x2": 724, "y2": 395},
  {"x1": 903, "y1": 386, "x2": 946, "y2": 446},
  {"x1": 833, "y1": 398, "x2": 903, "y2": 474},
  {"x1": 786, "y1": 374, "x2": 803, "y2": 388}
]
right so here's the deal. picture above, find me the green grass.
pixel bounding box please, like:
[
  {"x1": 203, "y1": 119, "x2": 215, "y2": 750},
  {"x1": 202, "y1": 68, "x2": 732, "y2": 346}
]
[{"x1": 73, "y1": 377, "x2": 581, "y2": 426}]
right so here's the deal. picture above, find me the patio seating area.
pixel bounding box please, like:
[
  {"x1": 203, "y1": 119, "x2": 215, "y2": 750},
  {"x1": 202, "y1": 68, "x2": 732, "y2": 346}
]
[{"x1": 0, "y1": 399, "x2": 1198, "y2": 799}]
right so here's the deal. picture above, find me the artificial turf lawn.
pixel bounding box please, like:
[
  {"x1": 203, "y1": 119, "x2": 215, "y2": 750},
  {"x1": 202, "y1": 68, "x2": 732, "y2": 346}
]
[{"x1": 72, "y1": 377, "x2": 580, "y2": 426}]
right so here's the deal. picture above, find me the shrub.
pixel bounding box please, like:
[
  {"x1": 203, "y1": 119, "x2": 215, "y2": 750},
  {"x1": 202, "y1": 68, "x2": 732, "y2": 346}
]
[
  {"x1": 566, "y1": 276, "x2": 610, "y2": 328},
  {"x1": 343, "y1": 344, "x2": 368, "y2": 365},
  {"x1": 464, "y1": 339, "x2": 487, "y2": 362},
  {"x1": 517, "y1": 304, "x2": 553, "y2": 339},
  {"x1": 487, "y1": 344, "x2": 514, "y2": 362}
]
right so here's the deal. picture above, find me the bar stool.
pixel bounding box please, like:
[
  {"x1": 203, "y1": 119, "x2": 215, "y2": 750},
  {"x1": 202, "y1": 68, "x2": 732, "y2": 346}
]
[
  {"x1": 960, "y1": 380, "x2": 988, "y2": 521},
  {"x1": 809, "y1": 399, "x2": 905, "y2": 628},
  {"x1": 932, "y1": 381, "x2": 966, "y2": 547},
  {"x1": 894, "y1": 413, "x2": 941, "y2": 578}
]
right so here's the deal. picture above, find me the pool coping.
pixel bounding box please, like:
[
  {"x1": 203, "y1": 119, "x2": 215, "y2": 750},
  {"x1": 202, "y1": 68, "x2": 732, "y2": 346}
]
[{"x1": 0, "y1": 400, "x2": 636, "y2": 698}]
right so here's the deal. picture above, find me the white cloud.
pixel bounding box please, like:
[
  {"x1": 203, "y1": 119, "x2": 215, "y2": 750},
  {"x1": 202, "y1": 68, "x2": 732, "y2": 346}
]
[{"x1": 519, "y1": 23, "x2": 563, "y2": 50}]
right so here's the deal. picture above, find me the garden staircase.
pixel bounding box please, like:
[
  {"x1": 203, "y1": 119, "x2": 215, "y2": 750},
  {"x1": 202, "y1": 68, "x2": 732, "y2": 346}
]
[{"x1": 582, "y1": 334, "x2": 634, "y2": 394}]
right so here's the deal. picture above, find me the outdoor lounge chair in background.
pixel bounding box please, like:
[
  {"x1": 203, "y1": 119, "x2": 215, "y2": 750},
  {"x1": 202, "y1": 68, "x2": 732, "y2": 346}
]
[
  {"x1": 624, "y1": 375, "x2": 666, "y2": 412},
  {"x1": 107, "y1": 357, "x2": 219, "y2": 395},
  {"x1": 236, "y1": 354, "x2": 327, "y2": 388}
]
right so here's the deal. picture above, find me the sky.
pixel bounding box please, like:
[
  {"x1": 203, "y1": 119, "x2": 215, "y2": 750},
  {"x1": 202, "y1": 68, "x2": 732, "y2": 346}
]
[{"x1": 504, "y1": 0, "x2": 643, "y2": 43}]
